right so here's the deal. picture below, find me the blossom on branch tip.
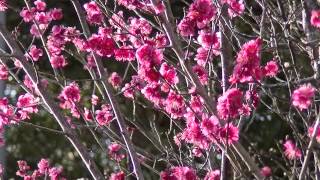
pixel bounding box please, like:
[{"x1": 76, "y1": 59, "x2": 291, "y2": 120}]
[
  {"x1": 217, "y1": 88, "x2": 244, "y2": 120},
  {"x1": 308, "y1": 126, "x2": 320, "y2": 143},
  {"x1": 83, "y1": 1, "x2": 103, "y2": 25},
  {"x1": 311, "y1": 10, "x2": 320, "y2": 28},
  {"x1": 136, "y1": 44, "x2": 163, "y2": 68},
  {"x1": 108, "y1": 72, "x2": 122, "y2": 88},
  {"x1": 229, "y1": 38, "x2": 263, "y2": 84},
  {"x1": 27, "y1": 45, "x2": 43, "y2": 62},
  {"x1": 95, "y1": 104, "x2": 114, "y2": 126},
  {"x1": 34, "y1": 0, "x2": 46, "y2": 11},
  {"x1": 292, "y1": 84, "x2": 315, "y2": 110},
  {"x1": 164, "y1": 91, "x2": 186, "y2": 119},
  {"x1": 108, "y1": 143, "x2": 125, "y2": 162},
  {"x1": 37, "y1": 159, "x2": 50, "y2": 174},
  {"x1": 49, "y1": 8, "x2": 63, "y2": 20},
  {"x1": 160, "y1": 62, "x2": 179, "y2": 85},
  {"x1": 260, "y1": 166, "x2": 272, "y2": 177},
  {"x1": 160, "y1": 166, "x2": 198, "y2": 180},
  {"x1": 0, "y1": 0, "x2": 7, "y2": 11},
  {"x1": 50, "y1": 55, "x2": 68, "y2": 68},
  {"x1": 263, "y1": 60, "x2": 279, "y2": 77},
  {"x1": 0, "y1": 64, "x2": 8, "y2": 80},
  {"x1": 109, "y1": 171, "x2": 125, "y2": 180},
  {"x1": 283, "y1": 139, "x2": 302, "y2": 160},
  {"x1": 205, "y1": 169, "x2": 220, "y2": 180},
  {"x1": 219, "y1": 124, "x2": 239, "y2": 144},
  {"x1": 59, "y1": 82, "x2": 81, "y2": 103}
]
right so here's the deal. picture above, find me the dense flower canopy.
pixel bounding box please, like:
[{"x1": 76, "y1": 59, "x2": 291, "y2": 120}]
[{"x1": 0, "y1": 0, "x2": 319, "y2": 179}]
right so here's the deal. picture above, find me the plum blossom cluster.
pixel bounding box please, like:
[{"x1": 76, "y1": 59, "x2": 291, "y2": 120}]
[
  {"x1": 83, "y1": 1, "x2": 103, "y2": 25},
  {"x1": 108, "y1": 143, "x2": 126, "y2": 162},
  {"x1": 0, "y1": 93, "x2": 39, "y2": 133},
  {"x1": 58, "y1": 82, "x2": 81, "y2": 118},
  {"x1": 16, "y1": 159, "x2": 65, "y2": 180},
  {"x1": 217, "y1": 88, "x2": 247, "y2": 119},
  {"x1": 178, "y1": 0, "x2": 216, "y2": 37},
  {"x1": 47, "y1": 25, "x2": 83, "y2": 68},
  {"x1": 292, "y1": 84, "x2": 315, "y2": 110},
  {"x1": 58, "y1": 82, "x2": 114, "y2": 126},
  {"x1": 283, "y1": 139, "x2": 302, "y2": 160},
  {"x1": 109, "y1": 171, "x2": 125, "y2": 180},
  {"x1": 229, "y1": 38, "x2": 263, "y2": 83},
  {"x1": 222, "y1": 0, "x2": 245, "y2": 18},
  {"x1": 311, "y1": 10, "x2": 320, "y2": 28},
  {"x1": 308, "y1": 126, "x2": 320, "y2": 143},
  {"x1": 229, "y1": 38, "x2": 279, "y2": 84},
  {"x1": 86, "y1": 27, "x2": 115, "y2": 57},
  {"x1": 0, "y1": 0, "x2": 7, "y2": 11},
  {"x1": 175, "y1": 114, "x2": 239, "y2": 153},
  {"x1": 0, "y1": 64, "x2": 8, "y2": 80},
  {"x1": 115, "y1": 0, "x2": 164, "y2": 14},
  {"x1": 160, "y1": 166, "x2": 220, "y2": 180},
  {"x1": 195, "y1": 30, "x2": 220, "y2": 66},
  {"x1": 20, "y1": 0, "x2": 63, "y2": 37},
  {"x1": 95, "y1": 104, "x2": 114, "y2": 126},
  {"x1": 2, "y1": 0, "x2": 318, "y2": 179}
]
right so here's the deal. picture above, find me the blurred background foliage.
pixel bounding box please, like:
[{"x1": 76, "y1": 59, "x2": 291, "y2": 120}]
[{"x1": 2, "y1": 0, "x2": 311, "y2": 179}]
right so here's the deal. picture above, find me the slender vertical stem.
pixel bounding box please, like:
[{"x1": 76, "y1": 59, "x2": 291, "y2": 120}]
[
  {"x1": 299, "y1": 112, "x2": 320, "y2": 180},
  {"x1": 219, "y1": 4, "x2": 233, "y2": 180},
  {"x1": 70, "y1": 1, "x2": 144, "y2": 179},
  {"x1": 301, "y1": 0, "x2": 320, "y2": 79}
]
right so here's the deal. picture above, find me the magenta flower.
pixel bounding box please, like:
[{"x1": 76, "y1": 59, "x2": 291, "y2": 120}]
[
  {"x1": 311, "y1": 10, "x2": 320, "y2": 28},
  {"x1": 87, "y1": 33, "x2": 115, "y2": 57},
  {"x1": 0, "y1": 64, "x2": 8, "y2": 80},
  {"x1": 263, "y1": 60, "x2": 279, "y2": 77},
  {"x1": 197, "y1": 30, "x2": 220, "y2": 50},
  {"x1": 160, "y1": 166, "x2": 198, "y2": 180},
  {"x1": 20, "y1": 7, "x2": 35, "y2": 23},
  {"x1": 34, "y1": 0, "x2": 46, "y2": 11},
  {"x1": 164, "y1": 91, "x2": 186, "y2": 119},
  {"x1": 37, "y1": 159, "x2": 50, "y2": 174},
  {"x1": 108, "y1": 143, "x2": 125, "y2": 162},
  {"x1": 260, "y1": 166, "x2": 272, "y2": 177},
  {"x1": 83, "y1": 1, "x2": 103, "y2": 25},
  {"x1": 28, "y1": 45, "x2": 43, "y2": 61},
  {"x1": 227, "y1": 0, "x2": 245, "y2": 18},
  {"x1": 230, "y1": 38, "x2": 263, "y2": 84},
  {"x1": 109, "y1": 171, "x2": 125, "y2": 180},
  {"x1": 49, "y1": 167, "x2": 64, "y2": 180},
  {"x1": 95, "y1": 104, "x2": 114, "y2": 126},
  {"x1": 108, "y1": 72, "x2": 122, "y2": 88},
  {"x1": 114, "y1": 46, "x2": 135, "y2": 62},
  {"x1": 50, "y1": 55, "x2": 68, "y2": 69},
  {"x1": 219, "y1": 124, "x2": 239, "y2": 144},
  {"x1": 178, "y1": 17, "x2": 196, "y2": 37},
  {"x1": 283, "y1": 139, "x2": 302, "y2": 160},
  {"x1": 292, "y1": 84, "x2": 315, "y2": 110},
  {"x1": 59, "y1": 82, "x2": 81, "y2": 103},
  {"x1": 204, "y1": 169, "x2": 220, "y2": 180},
  {"x1": 160, "y1": 62, "x2": 179, "y2": 85},
  {"x1": 217, "y1": 88, "x2": 244, "y2": 120},
  {"x1": 136, "y1": 44, "x2": 163, "y2": 68},
  {"x1": 0, "y1": 0, "x2": 7, "y2": 11},
  {"x1": 308, "y1": 126, "x2": 320, "y2": 143},
  {"x1": 187, "y1": 0, "x2": 216, "y2": 28},
  {"x1": 192, "y1": 65, "x2": 208, "y2": 85},
  {"x1": 49, "y1": 8, "x2": 63, "y2": 20}
]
